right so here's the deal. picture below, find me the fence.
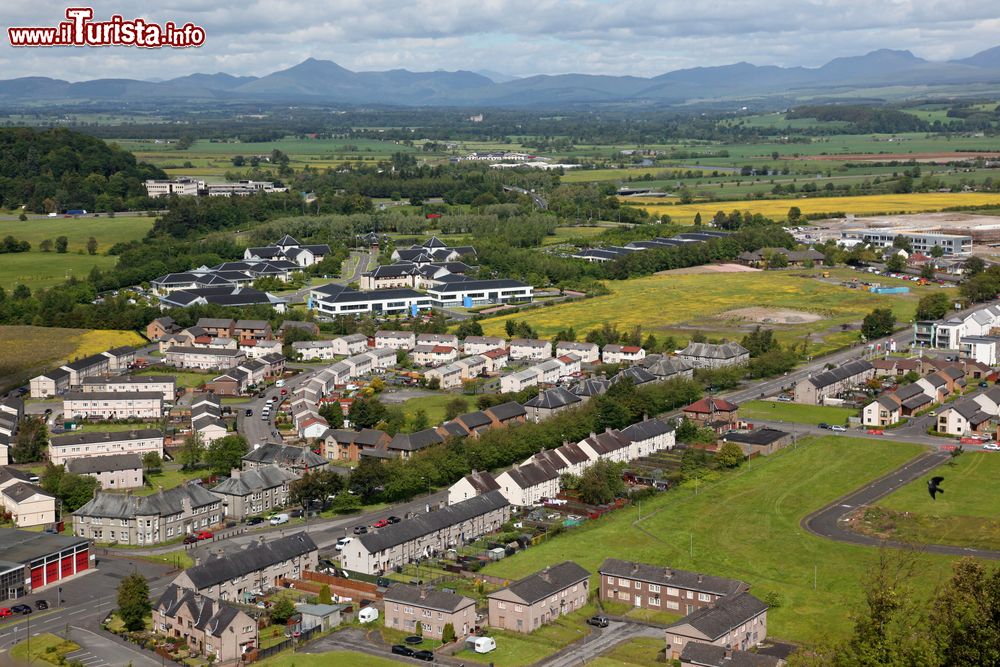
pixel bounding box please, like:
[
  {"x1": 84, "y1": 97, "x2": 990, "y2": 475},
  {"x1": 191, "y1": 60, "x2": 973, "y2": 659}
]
[
  {"x1": 246, "y1": 626, "x2": 320, "y2": 663},
  {"x1": 302, "y1": 570, "x2": 379, "y2": 601}
]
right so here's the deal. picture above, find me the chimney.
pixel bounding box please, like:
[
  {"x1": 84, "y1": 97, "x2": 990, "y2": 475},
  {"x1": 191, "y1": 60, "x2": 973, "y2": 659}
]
[
  {"x1": 631, "y1": 563, "x2": 639, "y2": 574},
  {"x1": 419, "y1": 586, "x2": 427, "y2": 600},
  {"x1": 698, "y1": 574, "x2": 703, "y2": 583},
  {"x1": 664, "y1": 568, "x2": 672, "y2": 579}
]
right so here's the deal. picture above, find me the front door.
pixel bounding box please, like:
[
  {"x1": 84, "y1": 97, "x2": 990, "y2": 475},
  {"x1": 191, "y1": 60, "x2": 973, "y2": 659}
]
[{"x1": 634, "y1": 594, "x2": 641, "y2": 607}]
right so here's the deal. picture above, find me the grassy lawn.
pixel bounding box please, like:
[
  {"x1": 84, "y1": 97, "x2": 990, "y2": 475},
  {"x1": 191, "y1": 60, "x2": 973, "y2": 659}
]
[
  {"x1": 9, "y1": 632, "x2": 80, "y2": 666},
  {"x1": 740, "y1": 400, "x2": 858, "y2": 426},
  {"x1": 378, "y1": 625, "x2": 444, "y2": 651},
  {"x1": 856, "y1": 452, "x2": 1000, "y2": 550},
  {"x1": 257, "y1": 651, "x2": 403, "y2": 667},
  {"x1": 0, "y1": 325, "x2": 144, "y2": 392},
  {"x1": 135, "y1": 368, "x2": 216, "y2": 389},
  {"x1": 134, "y1": 549, "x2": 194, "y2": 569},
  {"x1": 0, "y1": 252, "x2": 118, "y2": 291},
  {"x1": 586, "y1": 637, "x2": 665, "y2": 666},
  {"x1": 483, "y1": 436, "x2": 960, "y2": 645},
  {"x1": 0, "y1": 215, "x2": 153, "y2": 253},
  {"x1": 398, "y1": 393, "x2": 465, "y2": 430},
  {"x1": 68, "y1": 422, "x2": 160, "y2": 433},
  {"x1": 453, "y1": 602, "x2": 599, "y2": 666},
  {"x1": 140, "y1": 466, "x2": 209, "y2": 496},
  {"x1": 478, "y1": 270, "x2": 947, "y2": 355}
]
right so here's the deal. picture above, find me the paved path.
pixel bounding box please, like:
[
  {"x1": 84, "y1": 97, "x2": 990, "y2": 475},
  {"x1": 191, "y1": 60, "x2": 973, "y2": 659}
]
[
  {"x1": 64, "y1": 626, "x2": 159, "y2": 667},
  {"x1": 801, "y1": 450, "x2": 1000, "y2": 560},
  {"x1": 538, "y1": 621, "x2": 661, "y2": 667}
]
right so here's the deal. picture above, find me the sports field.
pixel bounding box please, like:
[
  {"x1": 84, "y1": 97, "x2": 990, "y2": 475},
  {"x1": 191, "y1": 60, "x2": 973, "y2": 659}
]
[
  {"x1": 626, "y1": 192, "x2": 1000, "y2": 223},
  {"x1": 478, "y1": 269, "x2": 948, "y2": 354},
  {"x1": 0, "y1": 215, "x2": 153, "y2": 252},
  {"x1": 858, "y1": 452, "x2": 1000, "y2": 551},
  {"x1": 483, "y1": 436, "x2": 956, "y2": 644}
]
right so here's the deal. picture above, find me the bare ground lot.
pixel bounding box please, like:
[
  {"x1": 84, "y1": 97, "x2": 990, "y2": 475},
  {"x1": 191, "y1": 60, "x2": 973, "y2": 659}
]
[
  {"x1": 656, "y1": 263, "x2": 761, "y2": 276},
  {"x1": 801, "y1": 151, "x2": 1000, "y2": 162},
  {"x1": 721, "y1": 307, "x2": 823, "y2": 325}
]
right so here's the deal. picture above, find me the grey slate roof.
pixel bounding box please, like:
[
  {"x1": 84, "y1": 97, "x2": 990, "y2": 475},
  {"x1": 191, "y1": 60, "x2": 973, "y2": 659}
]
[
  {"x1": 50, "y1": 429, "x2": 163, "y2": 447},
  {"x1": 572, "y1": 378, "x2": 610, "y2": 398},
  {"x1": 358, "y1": 491, "x2": 509, "y2": 554},
  {"x1": 388, "y1": 428, "x2": 444, "y2": 452},
  {"x1": 641, "y1": 355, "x2": 693, "y2": 377},
  {"x1": 599, "y1": 558, "x2": 746, "y2": 597},
  {"x1": 183, "y1": 533, "x2": 317, "y2": 591},
  {"x1": 621, "y1": 418, "x2": 675, "y2": 443},
  {"x1": 612, "y1": 366, "x2": 657, "y2": 386},
  {"x1": 667, "y1": 592, "x2": 768, "y2": 640},
  {"x1": 723, "y1": 429, "x2": 789, "y2": 446},
  {"x1": 455, "y1": 411, "x2": 492, "y2": 430},
  {"x1": 555, "y1": 442, "x2": 591, "y2": 465},
  {"x1": 524, "y1": 387, "x2": 581, "y2": 410},
  {"x1": 485, "y1": 401, "x2": 526, "y2": 422},
  {"x1": 157, "y1": 585, "x2": 247, "y2": 638},
  {"x1": 2, "y1": 482, "x2": 53, "y2": 504},
  {"x1": 211, "y1": 465, "x2": 299, "y2": 497},
  {"x1": 74, "y1": 483, "x2": 219, "y2": 519},
  {"x1": 680, "y1": 641, "x2": 782, "y2": 667},
  {"x1": 0, "y1": 467, "x2": 34, "y2": 486},
  {"x1": 66, "y1": 453, "x2": 143, "y2": 475},
  {"x1": 503, "y1": 460, "x2": 559, "y2": 489},
  {"x1": 491, "y1": 561, "x2": 590, "y2": 605},
  {"x1": 384, "y1": 583, "x2": 476, "y2": 613},
  {"x1": 461, "y1": 471, "x2": 500, "y2": 495},
  {"x1": 804, "y1": 359, "x2": 873, "y2": 390},
  {"x1": 678, "y1": 342, "x2": 749, "y2": 360},
  {"x1": 242, "y1": 443, "x2": 327, "y2": 469}
]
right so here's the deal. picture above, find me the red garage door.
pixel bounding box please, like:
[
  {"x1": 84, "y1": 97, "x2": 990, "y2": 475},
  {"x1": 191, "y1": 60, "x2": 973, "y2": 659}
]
[
  {"x1": 75, "y1": 550, "x2": 88, "y2": 572},
  {"x1": 30, "y1": 566, "x2": 43, "y2": 590},
  {"x1": 45, "y1": 560, "x2": 58, "y2": 585},
  {"x1": 60, "y1": 556, "x2": 74, "y2": 578}
]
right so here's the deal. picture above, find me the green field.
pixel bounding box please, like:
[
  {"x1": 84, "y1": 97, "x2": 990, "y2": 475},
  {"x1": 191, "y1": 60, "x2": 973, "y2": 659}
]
[
  {"x1": 0, "y1": 215, "x2": 153, "y2": 253},
  {"x1": 586, "y1": 637, "x2": 665, "y2": 667},
  {"x1": 860, "y1": 452, "x2": 1000, "y2": 550},
  {"x1": 478, "y1": 269, "x2": 951, "y2": 355},
  {"x1": 10, "y1": 633, "x2": 80, "y2": 666},
  {"x1": 136, "y1": 368, "x2": 214, "y2": 389},
  {"x1": 398, "y1": 393, "x2": 467, "y2": 430},
  {"x1": 0, "y1": 252, "x2": 118, "y2": 291},
  {"x1": 483, "y1": 436, "x2": 958, "y2": 644},
  {"x1": 740, "y1": 400, "x2": 858, "y2": 426},
  {"x1": 258, "y1": 651, "x2": 404, "y2": 667}
]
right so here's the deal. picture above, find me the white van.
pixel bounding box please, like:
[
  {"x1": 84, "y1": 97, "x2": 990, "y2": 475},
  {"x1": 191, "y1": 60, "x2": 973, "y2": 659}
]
[
  {"x1": 471, "y1": 637, "x2": 496, "y2": 654},
  {"x1": 269, "y1": 513, "x2": 289, "y2": 526},
  {"x1": 358, "y1": 606, "x2": 379, "y2": 623},
  {"x1": 275, "y1": 379, "x2": 285, "y2": 388},
  {"x1": 335, "y1": 537, "x2": 352, "y2": 551}
]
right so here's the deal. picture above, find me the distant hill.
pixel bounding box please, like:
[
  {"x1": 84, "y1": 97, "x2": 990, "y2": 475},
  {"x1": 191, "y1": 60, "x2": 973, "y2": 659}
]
[{"x1": 5, "y1": 46, "x2": 1000, "y2": 107}]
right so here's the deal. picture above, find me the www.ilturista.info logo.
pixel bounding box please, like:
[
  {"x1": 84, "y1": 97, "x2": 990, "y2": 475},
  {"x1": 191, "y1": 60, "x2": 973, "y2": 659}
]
[{"x1": 7, "y1": 7, "x2": 206, "y2": 48}]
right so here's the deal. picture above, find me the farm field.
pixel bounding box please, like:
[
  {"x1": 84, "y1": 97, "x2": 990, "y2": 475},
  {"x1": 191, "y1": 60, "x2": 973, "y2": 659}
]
[
  {"x1": 477, "y1": 269, "x2": 950, "y2": 354},
  {"x1": 856, "y1": 451, "x2": 1000, "y2": 551},
  {"x1": 0, "y1": 326, "x2": 144, "y2": 391},
  {"x1": 740, "y1": 400, "x2": 859, "y2": 426},
  {"x1": 0, "y1": 215, "x2": 153, "y2": 253},
  {"x1": 483, "y1": 437, "x2": 958, "y2": 645},
  {"x1": 625, "y1": 192, "x2": 1000, "y2": 224},
  {"x1": 0, "y1": 252, "x2": 117, "y2": 291}
]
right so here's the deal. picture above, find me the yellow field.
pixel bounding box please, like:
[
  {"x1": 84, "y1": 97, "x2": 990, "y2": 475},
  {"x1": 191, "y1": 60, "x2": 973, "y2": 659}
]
[
  {"x1": 0, "y1": 326, "x2": 144, "y2": 391},
  {"x1": 477, "y1": 270, "x2": 945, "y2": 354},
  {"x1": 625, "y1": 192, "x2": 1000, "y2": 223}
]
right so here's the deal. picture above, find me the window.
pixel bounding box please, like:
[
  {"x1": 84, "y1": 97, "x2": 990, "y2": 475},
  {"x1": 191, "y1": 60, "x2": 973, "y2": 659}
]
[
  {"x1": 649, "y1": 597, "x2": 660, "y2": 607},
  {"x1": 619, "y1": 580, "x2": 630, "y2": 588},
  {"x1": 648, "y1": 584, "x2": 660, "y2": 594},
  {"x1": 404, "y1": 606, "x2": 412, "y2": 615},
  {"x1": 666, "y1": 587, "x2": 678, "y2": 596},
  {"x1": 698, "y1": 593, "x2": 711, "y2": 602},
  {"x1": 120, "y1": 519, "x2": 128, "y2": 527},
  {"x1": 514, "y1": 605, "x2": 523, "y2": 612},
  {"x1": 497, "y1": 601, "x2": 506, "y2": 610},
  {"x1": 686, "y1": 591, "x2": 694, "y2": 599},
  {"x1": 673, "y1": 636, "x2": 682, "y2": 645},
  {"x1": 667, "y1": 601, "x2": 679, "y2": 610}
]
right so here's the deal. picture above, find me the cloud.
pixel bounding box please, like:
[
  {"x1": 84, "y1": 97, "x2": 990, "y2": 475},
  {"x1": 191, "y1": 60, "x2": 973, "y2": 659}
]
[{"x1": 0, "y1": 0, "x2": 997, "y2": 80}]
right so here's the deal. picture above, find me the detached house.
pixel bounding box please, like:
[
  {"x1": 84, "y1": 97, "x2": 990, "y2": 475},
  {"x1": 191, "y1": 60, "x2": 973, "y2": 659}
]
[
  {"x1": 523, "y1": 387, "x2": 582, "y2": 423},
  {"x1": 602, "y1": 345, "x2": 647, "y2": 365},
  {"x1": 936, "y1": 398, "x2": 996, "y2": 436},
  {"x1": 555, "y1": 341, "x2": 599, "y2": 364},
  {"x1": 863, "y1": 394, "x2": 903, "y2": 427},
  {"x1": 487, "y1": 561, "x2": 590, "y2": 633},
  {"x1": 677, "y1": 343, "x2": 749, "y2": 370},
  {"x1": 463, "y1": 336, "x2": 507, "y2": 356},
  {"x1": 375, "y1": 330, "x2": 416, "y2": 350},
  {"x1": 682, "y1": 398, "x2": 740, "y2": 432}
]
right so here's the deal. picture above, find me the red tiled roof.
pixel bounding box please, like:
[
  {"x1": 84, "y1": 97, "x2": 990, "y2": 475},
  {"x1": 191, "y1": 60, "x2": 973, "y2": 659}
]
[
  {"x1": 621, "y1": 346, "x2": 642, "y2": 353},
  {"x1": 484, "y1": 347, "x2": 508, "y2": 358},
  {"x1": 431, "y1": 345, "x2": 455, "y2": 354},
  {"x1": 684, "y1": 397, "x2": 740, "y2": 414}
]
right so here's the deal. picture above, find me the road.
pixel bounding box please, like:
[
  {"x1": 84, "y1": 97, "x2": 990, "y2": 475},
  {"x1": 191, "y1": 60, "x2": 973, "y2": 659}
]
[
  {"x1": 502, "y1": 185, "x2": 548, "y2": 210},
  {"x1": 802, "y1": 450, "x2": 1000, "y2": 560},
  {"x1": 538, "y1": 621, "x2": 662, "y2": 667}
]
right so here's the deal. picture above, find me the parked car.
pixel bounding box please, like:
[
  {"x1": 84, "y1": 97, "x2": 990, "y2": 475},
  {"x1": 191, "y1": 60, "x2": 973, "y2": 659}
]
[
  {"x1": 34, "y1": 600, "x2": 48, "y2": 610},
  {"x1": 830, "y1": 425, "x2": 847, "y2": 432},
  {"x1": 183, "y1": 535, "x2": 199, "y2": 545},
  {"x1": 373, "y1": 519, "x2": 390, "y2": 528},
  {"x1": 245, "y1": 517, "x2": 264, "y2": 526},
  {"x1": 280, "y1": 388, "x2": 288, "y2": 395},
  {"x1": 387, "y1": 516, "x2": 401, "y2": 524},
  {"x1": 413, "y1": 650, "x2": 435, "y2": 662},
  {"x1": 391, "y1": 645, "x2": 415, "y2": 657},
  {"x1": 11, "y1": 605, "x2": 31, "y2": 615},
  {"x1": 196, "y1": 531, "x2": 214, "y2": 540},
  {"x1": 245, "y1": 409, "x2": 253, "y2": 417},
  {"x1": 866, "y1": 429, "x2": 884, "y2": 435},
  {"x1": 587, "y1": 615, "x2": 610, "y2": 628},
  {"x1": 980, "y1": 381, "x2": 990, "y2": 388},
  {"x1": 335, "y1": 537, "x2": 353, "y2": 551},
  {"x1": 817, "y1": 423, "x2": 830, "y2": 430},
  {"x1": 290, "y1": 508, "x2": 304, "y2": 518},
  {"x1": 269, "y1": 513, "x2": 290, "y2": 526},
  {"x1": 353, "y1": 525, "x2": 368, "y2": 535},
  {"x1": 0, "y1": 608, "x2": 11, "y2": 618},
  {"x1": 984, "y1": 443, "x2": 1000, "y2": 451}
]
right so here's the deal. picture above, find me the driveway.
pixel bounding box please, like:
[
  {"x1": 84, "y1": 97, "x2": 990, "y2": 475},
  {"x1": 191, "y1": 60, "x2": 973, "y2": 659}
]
[
  {"x1": 538, "y1": 621, "x2": 661, "y2": 667},
  {"x1": 64, "y1": 626, "x2": 159, "y2": 667}
]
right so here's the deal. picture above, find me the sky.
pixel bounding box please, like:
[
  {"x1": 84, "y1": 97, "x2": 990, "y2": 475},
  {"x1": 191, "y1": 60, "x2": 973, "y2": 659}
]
[{"x1": 2, "y1": 1, "x2": 1000, "y2": 81}]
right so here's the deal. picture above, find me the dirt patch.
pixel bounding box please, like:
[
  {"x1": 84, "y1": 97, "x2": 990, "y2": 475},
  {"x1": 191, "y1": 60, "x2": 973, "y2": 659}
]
[
  {"x1": 799, "y1": 152, "x2": 1000, "y2": 162},
  {"x1": 721, "y1": 307, "x2": 823, "y2": 325},
  {"x1": 657, "y1": 263, "x2": 761, "y2": 276}
]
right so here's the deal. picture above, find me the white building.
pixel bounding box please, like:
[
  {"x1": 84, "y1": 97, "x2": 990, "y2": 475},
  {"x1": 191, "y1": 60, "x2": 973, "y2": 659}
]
[
  {"x1": 462, "y1": 336, "x2": 506, "y2": 356},
  {"x1": 602, "y1": 345, "x2": 647, "y2": 365},
  {"x1": 555, "y1": 342, "x2": 599, "y2": 364},
  {"x1": 49, "y1": 429, "x2": 164, "y2": 466},
  {"x1": 509, "y1": 339, "x2": 552, "y2": 362},
  {"x1": 500, "y1": 367, "x2": 543, "y2": 393},
  {"x1": 63, "y1": 392, "x2": 163, "y2": 421},
  {"x1": 375, "y1": 331, "x2": 415, "y2": 350}
]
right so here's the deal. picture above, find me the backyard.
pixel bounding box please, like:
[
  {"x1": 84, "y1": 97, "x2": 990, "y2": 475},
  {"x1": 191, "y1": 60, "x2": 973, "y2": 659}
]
[{"x1": 483, "y1": 436, "x2": 959, "y2": 645}]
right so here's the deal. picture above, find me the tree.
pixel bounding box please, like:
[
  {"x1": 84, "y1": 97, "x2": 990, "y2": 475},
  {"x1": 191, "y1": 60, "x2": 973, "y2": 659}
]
[
  {"x1": 86, "y1": 236, "x2": 98, "y2": 255},
  {"x1": 205, "y1": 434, "x2": 249, "y2": 475},
  {"x1": 142, "y1": 451, "x2": 162, "y2": 472},
  {"x1": 928, "y1": 558, "x2": 1000, "y2": 665},
  {"x1": 444, "y1": 397, "x2": 469, "y2": 421},
  {"x1": 39, "y1": 238, "x2": 52, "y2": 252},
  {"x1": 885, "y1": 253, "x2": 907, "y2": 273},
  {"x1": 415, "y1": 621, "x2": 423, "y2": 637},
  {"x1": 330, "y1": 492, "x2": 362, "y2": 513},
  {"x1": 930, "y1": 245, "x2": 945, "y2": 258},
  {"x1": 12, "y1": 284, "x2": 30, "y2": 300},
  {"x1": 442, "y1": 622, "x2": 457, "y2": 643},
  {"x1": 58, "y1": 473, "x2": 100, "y2": 512},
  {"x1": 179, "y1": 431, "x2": 205, "y2": 470},
  {"x1": 964, "y1": 255, "x2": 986, "y2": 277},
  {"x1": 349, "y1": 457, "x2": 389, "y2": 501},
  {"x1": 348, "y1": 396, "x2": 386, "y2": 429},
  {"x1": 577, "y1": 460, "x2": 626, "y2": 505},
  {"x1": 862, "y1": 308, "x2": 896, "y2": 340},
  {"x1": 411, "y1": 409, "x2": 430, "y2": 431},
  {"x1": 740, "y1": 326, "x2": 779, "y2": 358},
  {"x1": 13, "y1": 416, "x2": 48, "y2": 463},
  {"x1": 318, "y1": 585, "x2": 333, "y2": 605},
  {"x1": 915, "y1": 292, "x2": 950, "y2": 321},
  {"x1": 318, "y1": 403, "x2": 345, "y2": 429},
  {"x1": 787, "y1": 206, "x2": 802, "y2": 223},
  {"x1": 892, "y1": 235, "x2": 912, "y2": 253},
  {"x1": 454, "y1": 320, "x2": 484, "y2": 338},
  {"x1": 715, "y1": 442, "x2": 745, "y2": 468},
  {"x1": 269, "y1": 596, "x2": 295, "y2": 624},
  {"x1": 117, "y1": 572, "x2": 152, "y2": 632},
  {"x1": 693, "y1": 212, "x2": 702, "y2": 226},
  {"x1": 290, "y1": 469, "x2": 344, "y2": 507},
  {"x1": 920, "y1": 263, "x2": 936, "y2": 280},
  {"x1": 55, "y1": 235, "x2": 68, "y2": 253}
]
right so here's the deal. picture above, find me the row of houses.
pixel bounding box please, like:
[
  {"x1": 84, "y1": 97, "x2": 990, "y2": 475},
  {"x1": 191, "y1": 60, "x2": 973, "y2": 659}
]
[
  {"x1": 308, "y1": 279, "x2": 534, "y2": 317},
  {"x1": 914, "y1": 304, "x2": 1000, "y2": 352},
  {"x1": 793, "y1": 359, "x2": 875, "y2": 405},
  {"x1": 570, "y1": 231, "x2": 730, "y2": 263},
  {"x1": 29, "y1": 347, "x2": 136, "y2": 398},
  {"x1": 447, "y1": 417, "x2": 676, "y2": 507},
  {"x1": 0, "y1": 396, "x2": 24, "y2": 465},
  {"x1": 862, "y1": 366, "x2": 967, "y2": 427}
]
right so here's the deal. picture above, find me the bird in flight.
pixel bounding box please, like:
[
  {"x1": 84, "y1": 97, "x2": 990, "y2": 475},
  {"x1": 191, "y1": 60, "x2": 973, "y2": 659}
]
[{"x1": 927, "y1": 476, "x2": 945, "y2": 500}]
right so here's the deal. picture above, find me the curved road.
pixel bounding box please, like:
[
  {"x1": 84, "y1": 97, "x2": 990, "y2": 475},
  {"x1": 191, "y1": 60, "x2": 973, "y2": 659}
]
[{"x1": 802, "y1": 450, "x2": 1000, "y2": 560}]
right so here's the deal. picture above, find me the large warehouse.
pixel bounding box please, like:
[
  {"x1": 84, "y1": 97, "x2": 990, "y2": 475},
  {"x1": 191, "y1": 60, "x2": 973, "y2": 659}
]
[{"x1": 0, "y1": 530, "x2": 92, "y2": 600}]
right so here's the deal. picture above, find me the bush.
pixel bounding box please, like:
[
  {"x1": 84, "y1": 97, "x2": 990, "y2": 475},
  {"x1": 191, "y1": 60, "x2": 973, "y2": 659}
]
[{"x1": 442, "y1": 622, "x2": 457, "y2": 643}]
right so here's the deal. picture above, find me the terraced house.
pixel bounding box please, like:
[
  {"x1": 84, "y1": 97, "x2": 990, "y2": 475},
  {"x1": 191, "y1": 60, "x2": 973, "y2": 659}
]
[
  {"x1": 73, "y1": 483, "x2": 222, "y2": 545},
  {"x1": 599, "y1": 559, "x2": 748, "y2": 615},
  {"x1": 48, "y1": 429, "x2": 164, "y2": 466},
  {"x1": 153, "y1": 585, "x2": 258, "y2": 664},
  {"x1": 211, "y1": 465, "x2": 299, "y2": 520}
]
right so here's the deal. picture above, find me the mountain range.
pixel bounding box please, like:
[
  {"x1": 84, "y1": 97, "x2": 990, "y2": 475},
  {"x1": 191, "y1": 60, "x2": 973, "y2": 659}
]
[{"x1": 5, "y1": 47, "x2": 1000, "y2": 108}]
